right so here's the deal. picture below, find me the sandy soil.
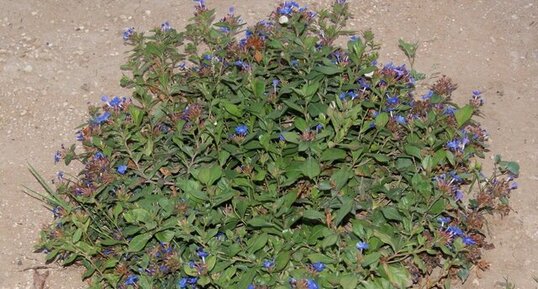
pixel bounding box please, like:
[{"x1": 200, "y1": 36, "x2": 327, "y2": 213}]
[{"x1": 0, "y1": 0, "x2": 536, "y2": 288}]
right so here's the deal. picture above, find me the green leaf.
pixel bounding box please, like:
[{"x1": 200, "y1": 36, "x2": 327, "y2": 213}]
[
  {"x1": 303, "y1": 209, "x2": 325, "y2": 222},
  {"x1": 205, "y1": 255, "x2": 217, "y2": 272},
  {"x1": 381, "y1": 207, "x2": 403, "y2": 221},
  {"x1": 315, "y1": 65, "x2": 342, "y2": 75},
  {"x1": 305, "y1": 82, "x2": 320, "y2": 97},
  {"x1": 404, "y1": 144, "x2": 421, "y2": 159},
  {"x1": 155, "y1": 230, "x2": 175, "y2": 243},
  {"x1": 274, "y1": 250, "x2": 291, "y2": 272},
  {"x1": 307, "y1": 253, "x2": 335, "y2": 264},
  {"x1": 281, "y1": 132, "x2": 299, "y2": 144},
  {"x1": 144, "y1": 137, "x2": 154, "y2": 156},
  {"x1": 302, "y1": 157, "x2": 321, "y2": 179},
  {"x1": 294, "y1": 117, "x2": 308, "y2": 132},
  {"x1": 333, "y1": 197, "x2": 353, "y2": 226},
  {"x1": 320, "y1": 148, "x2": 347, "y2": 161},
  {"x1": 375, "y1": 112, "x2": 389, "y2": 128},
  {"x1": 383, "y1": 263, "x2": 411, "y2": 288},
  {"x1": 247, "y1": 217, "x2": 275, "y2": 228},
  {"x1": 138, "y1": 275, "x2": 152, "y2": 289},
  {"x1": 421, "y1": 155, "x2": 433, "y2": 172},
  {"x1": 308, "y1": 102, "x2": 328, "y2": 117},
  {"x1": 321, "y1": 234, "x2": 338, "y2": 249},
  {"x1": 72, "y1": 228, "x2": 83, "y2": 243},
  {"x1": 194, "y1": 165, "x2": 222, "y2": 186},
  {"x1": 223, "y1": 101, "x2": 243, "y2": 117},
  {"x1": 446, "y1": 151, "x2": 456, "y2": 166},
  {"x1": 248, "y1": 233, "x2": 268, "y2": 254},
  {"x1": 252, "y1": 78, "x2": 266, "y2": 98},
  {"x1": 361, "y1": 252, "x2": 381, "y2": 267},
  {"x1": 398, "y1": 39, "x2": 418, "y2": 59},
  {"x1": 331, "y1": 166, "x2": 353, "y2": 190},
  {"x1": 340, "y1": 274, "x2": 359, "y2": 289},
  {"x1": 370, "y1": 154, "x2": 390, "y2": 163},
  {"x1": 498, "y1": 160, "x2": 520, "y2": 176},
  {"x1": 455, "y1": 105, "x2": 474, "y2": 128},
  {"x1": 237, "y1": 269, "x2": 256, "y2": 289},
  {"x1": 429, "y1": 199, "x2": 446, "y2": 214},
  {"x1": 127, "y1": 232, "x2": 153, "y2": 252},
  {"x1": 129, "y1": 106, "x2": 145, "y2": 126}
]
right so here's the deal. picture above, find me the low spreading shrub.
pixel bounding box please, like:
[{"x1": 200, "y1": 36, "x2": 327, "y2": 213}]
[{"x1": 30, "y1": 1, "x2": 519, "y2": 288}]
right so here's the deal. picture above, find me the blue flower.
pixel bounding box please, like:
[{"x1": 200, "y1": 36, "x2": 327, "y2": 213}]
[
  {"x1": 278, "y1": 134, "x2": 286, "y2": 142},
  {"x1": 347, "y1": 90, "x2": 358, "y2": 100},
  {"x1": 203, "y1": 54, "x2": 212, "y2": 61},
  {"x1": 187, "y1": 277, "x2": 198, "y2": 285},
  {"x1": 75, "y1": 130, "x2": 84, "y2": 141},
  {"x1": 509, "y1": 182, "x2": 518, "y2": 190},
  {"x1": 339, "y1": 92, "x2": 347, "y2": 100},
  {"x1": 454, "y1": 190, "x2": 464, "y2": 201},
  {"x1": 122, "y1": 27, "x2": 135, "y2": 41},
  {"x1": 422, "y1": 90, "x2": 433, "y2": 100},
  {"x1": 289, "y1": 277, "x2": 297, "y2": 285},
  {"x1": 446, "y1": 139, "x2": 459, "y2": 151},
  {"x1": 437, "y1": 216, "x2": 451, "y2": 227},
  {"x1": 387, "y1": 95, "x2": 399, "y2": 105},
  {"x1": 291, "y1": 59, "x2": 299, "y2": 66},
  {"x1": 394, "y1": 115, "x2": 406, "y2": 125},
  {"x1": 462, "y1": 235, "x2": 476, "y2": 246},
  {"x1": 471, "y1": 90, "x2": 484, "y2": 106},
  {"x1": 306, "y1": 279, "x2": 319, "y2": 289},
  {"x1": 197, "y1": 248, "x2": 209, "y2": 258},
  {"x1": 94, "y1": 151, "x2": 105, "y2": 160},
  {"x1": 358, "y1": 77, "x2": 370, "y2": 89},
  {"x1": 235, "y1": 125, "x2": 248, "y2": 136},
  {"x1": 108, "y1": 96, "x2": 123, "y2": 108},
  {"x1": 193, "y1": 0, "x2": 206, "y2": 9},
  {"x1": 94, "y1": 111, "x2": 111, "y2": 125},
  {"x1": 278, "y1": 6, "x2": 292, "y2": 15},
  {"x1": 122, "y1": 27, "x2": 134, "y2": 41},
  {"x1": 234, "y1": 60, "x2": 249, "y2": 70},
  {"x1": 356, "y1": 241, "x2": 369, "y2": 251},
  {"x1": 247, "y1": 285, "x2": 255, "y2": 289},
  {"x1": 449, "y1": 171, "x2": 463, "y2": 183},
  {"x1": 272, "y1": 79, "x2": 280, "y2": 91},
  {"x1": 444, "y1": 106, "x2": 456, "y2": 115},
  {"x1": 51, "y1": 206, "x2": 62, "y2": 218},
  {"x1": 315, "y1": 124, "x2": 324, "y2": 132},
  {"x1": 161, "y1": 21, "x2": 172, "y2": 32},
  {"x1": 263, "y1": 259, "x2": 274, "y2": 269},
  {"x1": 178, "y1": 278, "x2": 188, "y2": 288},
  {"x1": 446, "y1": 226, "x2": 464, "y2": 236},
  {"x1": 124, "y1": 274, "x2": 139, "y2": 286},
  {"x1": 54, "y1": 151, "x2": 62, "y2": 163},
  {"x1": 159, "y1": 265, "x2": 170, "y2": 273},
  {"x1": 117, "y1": 165, "x2": 127, "y2": 175},
  {"x1": 349, "y1": 35, "x2": 360, "y2": 42},
  {"x1": 311, "y1": 262, "x2": 326, "y2": 272}
]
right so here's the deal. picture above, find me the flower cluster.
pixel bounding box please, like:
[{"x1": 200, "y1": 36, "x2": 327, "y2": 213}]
[{"x1": 122, "y1": 27, "x2": 135, "y2": 41}]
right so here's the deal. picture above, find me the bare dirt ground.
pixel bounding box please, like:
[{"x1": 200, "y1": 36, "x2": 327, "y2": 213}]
[{"x1": 0, "y1": 0, "x2": 536, "y2": 288}]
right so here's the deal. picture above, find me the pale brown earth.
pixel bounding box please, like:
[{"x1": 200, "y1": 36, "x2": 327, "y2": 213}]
[{"x1": 0, "y1": 0, "x2": 536, "y2": 288}]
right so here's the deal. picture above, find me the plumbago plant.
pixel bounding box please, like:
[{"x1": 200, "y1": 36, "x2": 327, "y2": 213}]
[{"x1": 30, "y1": 1, "x2": 520, "y2": 288}]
